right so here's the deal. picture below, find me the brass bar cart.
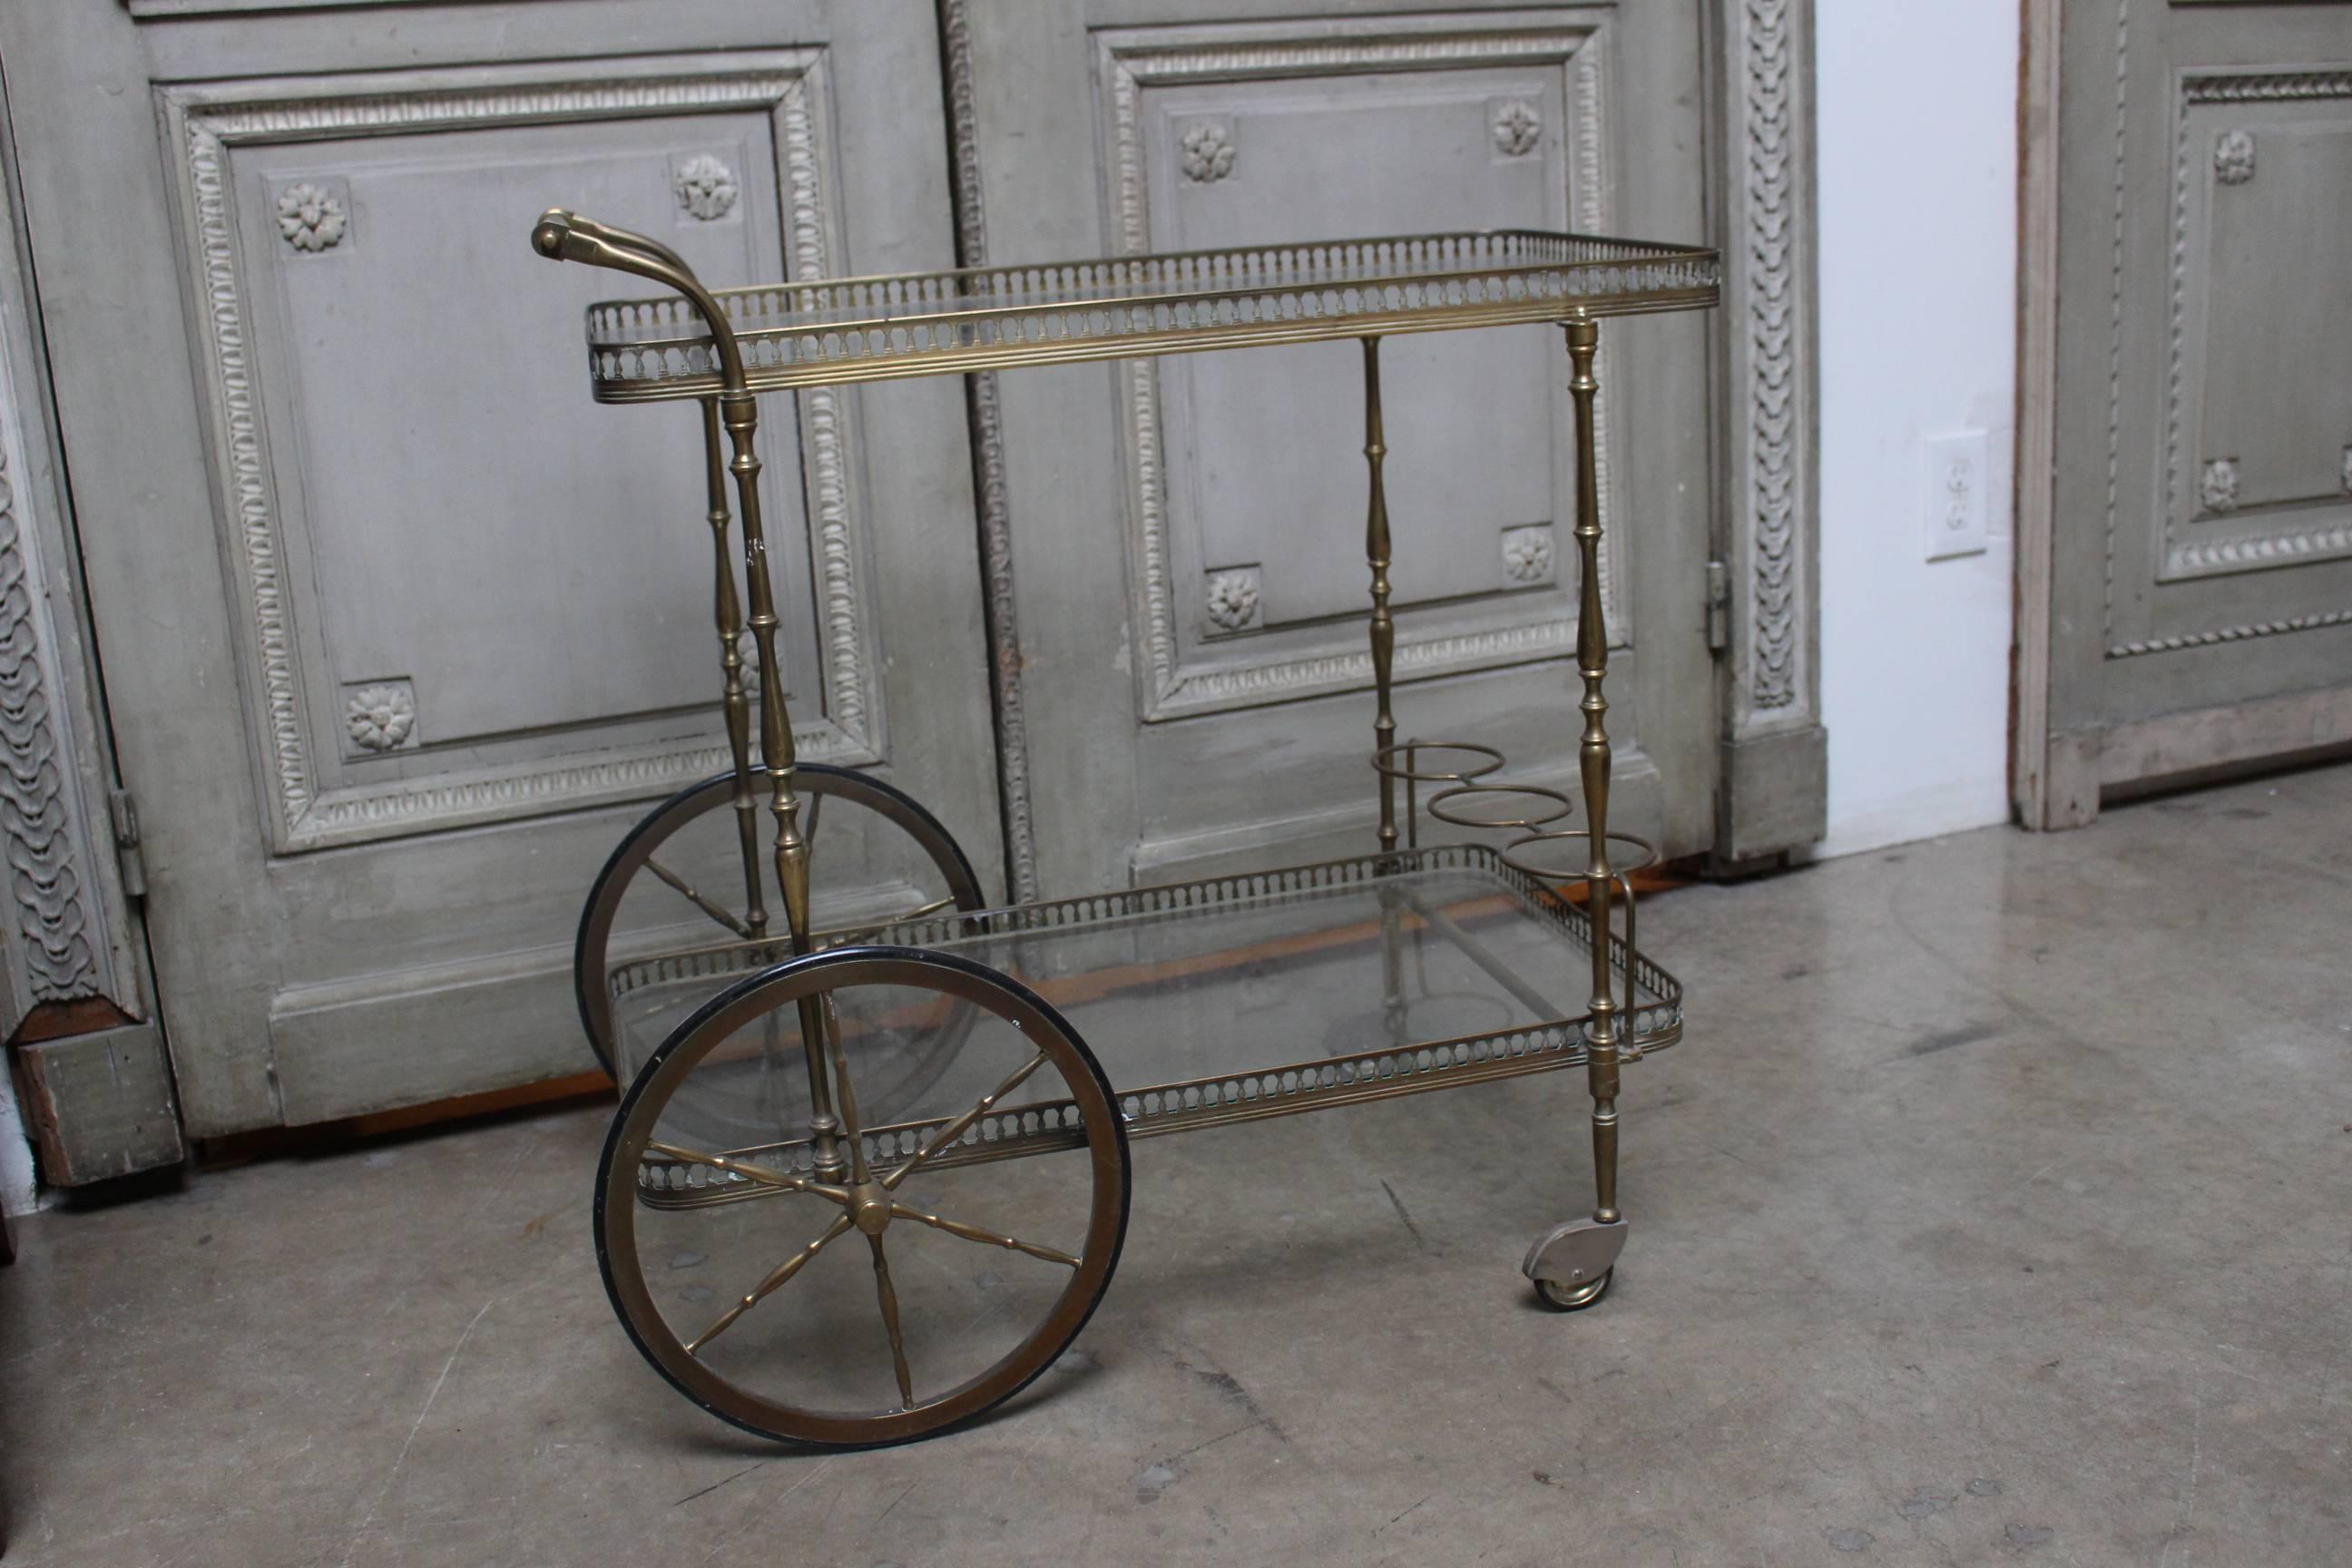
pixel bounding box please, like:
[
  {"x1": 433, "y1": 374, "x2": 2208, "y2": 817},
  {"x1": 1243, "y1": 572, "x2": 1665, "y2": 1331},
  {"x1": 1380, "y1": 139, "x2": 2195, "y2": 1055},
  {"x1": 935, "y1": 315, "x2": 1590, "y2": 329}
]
[{"x1": 533, "y1": 210, "x2": 1720, "y2": 1449}]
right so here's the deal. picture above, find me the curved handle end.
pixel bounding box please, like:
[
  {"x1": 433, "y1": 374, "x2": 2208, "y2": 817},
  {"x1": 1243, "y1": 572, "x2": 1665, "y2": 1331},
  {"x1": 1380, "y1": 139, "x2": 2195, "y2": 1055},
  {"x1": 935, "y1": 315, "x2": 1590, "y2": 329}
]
[{"x1": 531, "y1": 208, "x2": 577, "y2": 262}]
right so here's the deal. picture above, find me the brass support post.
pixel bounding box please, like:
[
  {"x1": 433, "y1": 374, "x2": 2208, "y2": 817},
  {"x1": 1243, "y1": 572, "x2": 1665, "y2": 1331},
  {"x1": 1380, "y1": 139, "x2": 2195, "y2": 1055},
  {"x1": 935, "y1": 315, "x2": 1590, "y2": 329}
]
[
  {"x1": 720, "y1": 387, "x2": 843, "y2": 1181},
  {"x1": 702, "y1": 397, "x2": 768, "y2": 940},
  {"x1": 529, "y1": 210, "x2": 843, "y2": 1175},
  {"x1": 1362, "y1": 337, "x2": 1397, "y2": 856},
  {"x1": 1565, "y1": 312, "x2": 1621, "y2": 1226}
]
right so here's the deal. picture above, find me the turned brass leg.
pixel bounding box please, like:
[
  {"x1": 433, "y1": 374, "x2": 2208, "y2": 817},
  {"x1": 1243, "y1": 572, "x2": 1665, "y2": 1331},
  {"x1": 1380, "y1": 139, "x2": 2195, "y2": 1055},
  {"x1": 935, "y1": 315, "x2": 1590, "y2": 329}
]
[
  {"x1": 1524, "y1": 309, "x2": 1627, "y2": 1308},
  {"x1": 701, "y1": 397, "x2": 768, "y2": 941},
  {"x1": 719, "y1": 389, "x2": 842, "y2": 1181},
  {"x1": 1564, "y1": 312, "x2": 1621, "y2": 1224},
  {"x1": 1362, "y1": 337, "x2": 1398, "y2": 857}
]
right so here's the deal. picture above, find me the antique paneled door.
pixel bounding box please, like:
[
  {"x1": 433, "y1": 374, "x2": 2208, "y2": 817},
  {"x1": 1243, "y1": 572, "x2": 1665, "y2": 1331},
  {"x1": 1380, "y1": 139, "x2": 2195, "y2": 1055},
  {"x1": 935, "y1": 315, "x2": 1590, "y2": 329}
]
[
  {"x1": 0, "y1": 2, "x2": 998, "y2": 1134},
  {"x1": 2022, "y1": 0, "x2": 2352, "y2": 823},
  {"x1": 953, "y1": 5, "x2": 1721, "y2": 896}
]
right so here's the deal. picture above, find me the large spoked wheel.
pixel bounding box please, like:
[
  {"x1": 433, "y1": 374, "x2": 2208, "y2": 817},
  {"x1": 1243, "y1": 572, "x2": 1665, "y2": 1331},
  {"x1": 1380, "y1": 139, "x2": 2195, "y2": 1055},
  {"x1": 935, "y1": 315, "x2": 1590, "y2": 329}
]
[
  {"x1": 597, "y1": 946, "x2": 1130, "y2": 1449},
  {"x1": 575, "y1": 766, "x2": 987, "y2": 1080}
]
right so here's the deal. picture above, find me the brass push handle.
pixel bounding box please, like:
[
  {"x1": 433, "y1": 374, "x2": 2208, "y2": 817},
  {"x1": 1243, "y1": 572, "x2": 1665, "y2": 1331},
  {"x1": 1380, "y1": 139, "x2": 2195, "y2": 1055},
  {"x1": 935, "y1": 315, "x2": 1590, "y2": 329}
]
[{"x1": 530, "y1": 209, "x2": 749, "y2": 391}]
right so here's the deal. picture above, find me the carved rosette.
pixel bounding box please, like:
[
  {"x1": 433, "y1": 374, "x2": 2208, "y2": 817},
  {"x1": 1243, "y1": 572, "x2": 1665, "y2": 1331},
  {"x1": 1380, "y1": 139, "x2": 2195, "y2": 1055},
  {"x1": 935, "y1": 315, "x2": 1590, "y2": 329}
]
[
  {"x1": 1492, "y1": 100, "x2": 1543, "y2": 158},
  {"x1": 1179, "y1": 121, "x2": 1238, "y2": 184},
  {"x1": 2199, "y1": 457, "x2": 2240, "y2": 514},
  {"x1": 1203, "y1": 566, "x2": 1261, "y2": 632},
  {"x1": 2212, "y1": 129, "x2": 2256, "y2": 185},
  {"x1": 345, "y1": 683, "x2": 416, "y2": 753},
  {"x1": 672, "y1": 154, "x2": 740, "y2": 221},
  {"x1": 274, "y1": 182, "x2": 348, "y2": 252},
  {"x1": 1501, "y1": 524, "x2": 1556, "y2": 584}
]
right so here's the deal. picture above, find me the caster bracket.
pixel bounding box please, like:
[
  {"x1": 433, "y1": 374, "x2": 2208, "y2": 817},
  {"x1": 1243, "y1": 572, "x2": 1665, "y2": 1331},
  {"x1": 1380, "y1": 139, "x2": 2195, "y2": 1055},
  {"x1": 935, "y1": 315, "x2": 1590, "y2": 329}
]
[{"x1": 1522, "y1": 1215, "x2": 1627, "y2": 1291}]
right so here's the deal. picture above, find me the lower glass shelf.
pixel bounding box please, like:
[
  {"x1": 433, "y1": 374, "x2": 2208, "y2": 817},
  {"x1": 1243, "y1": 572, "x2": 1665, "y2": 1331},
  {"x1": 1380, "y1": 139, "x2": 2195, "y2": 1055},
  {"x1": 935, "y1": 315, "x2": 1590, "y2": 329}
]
[{"x1": 610, "y1": 845, "x2": 1680, "y2": 1166}]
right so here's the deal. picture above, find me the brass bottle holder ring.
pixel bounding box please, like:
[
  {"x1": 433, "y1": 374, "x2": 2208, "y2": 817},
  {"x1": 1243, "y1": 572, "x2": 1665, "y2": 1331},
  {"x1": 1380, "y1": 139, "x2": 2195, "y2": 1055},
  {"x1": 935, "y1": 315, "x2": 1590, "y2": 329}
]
[
  {"x1": 1425, "y1": 783, "x2": 1577, "y2": 832},
  {"x1": 1368, "y1": 740, "x2": 1505, "y2": 786},
  {"x1": 1497, "y1": 828, "x2": 1660, "y2": 887},
  {"x1": 1497, "y1": 828, "x2": 1660, "y2": 1058},
  {"x1": 1370, "y1": 740, "x2": 1510, "y2": 851}
]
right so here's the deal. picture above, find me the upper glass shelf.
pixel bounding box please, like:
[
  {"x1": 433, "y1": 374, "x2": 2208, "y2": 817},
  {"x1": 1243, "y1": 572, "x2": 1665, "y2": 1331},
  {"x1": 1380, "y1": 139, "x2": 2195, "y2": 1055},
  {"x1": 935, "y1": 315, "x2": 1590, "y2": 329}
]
[{"x1": 578, "y1": 230, "x2": 1720, "y2": 402}]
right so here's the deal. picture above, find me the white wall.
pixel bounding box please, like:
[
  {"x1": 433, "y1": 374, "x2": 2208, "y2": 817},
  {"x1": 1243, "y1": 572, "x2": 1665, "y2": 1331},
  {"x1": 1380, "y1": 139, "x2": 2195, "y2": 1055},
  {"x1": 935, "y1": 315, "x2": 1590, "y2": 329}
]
[{"x1": 1809, "y1": 3, "x2": 2020, "y2": 858}]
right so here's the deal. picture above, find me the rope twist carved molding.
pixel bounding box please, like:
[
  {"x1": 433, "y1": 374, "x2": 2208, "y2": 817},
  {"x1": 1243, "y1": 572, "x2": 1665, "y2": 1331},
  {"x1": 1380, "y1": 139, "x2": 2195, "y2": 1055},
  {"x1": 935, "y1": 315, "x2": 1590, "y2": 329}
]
[
  {"x1": 0, "y1": 444, "x2": 99, "y2": 1000},
  {"x1": 164, "y1": 60, "x2": 879, "y2": 849},
  {"x1": 1742, "y1": 0, "x2": 1802, "y2": 712},
  {"x1": 2185, "y1": 71, "x2": 2352, "y2": 104},
  {"x1": 2109, "y1": 604, "x2": 2352, "y2": 659}
]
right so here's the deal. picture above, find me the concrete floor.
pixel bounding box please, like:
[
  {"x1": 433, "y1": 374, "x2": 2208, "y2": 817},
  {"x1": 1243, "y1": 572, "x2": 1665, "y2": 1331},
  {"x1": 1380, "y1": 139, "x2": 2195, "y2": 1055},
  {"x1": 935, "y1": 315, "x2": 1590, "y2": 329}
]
[{"x1": 4, "y1": 765, "x2": 2349, "y2": 1566}]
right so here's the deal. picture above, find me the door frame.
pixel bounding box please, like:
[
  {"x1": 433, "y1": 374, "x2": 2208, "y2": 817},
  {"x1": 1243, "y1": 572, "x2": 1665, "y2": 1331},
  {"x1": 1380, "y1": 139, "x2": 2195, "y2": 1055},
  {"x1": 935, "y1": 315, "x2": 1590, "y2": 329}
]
[
  {"x1": 938, "y1": 0, "x2": 1828, "y2": 894},
  {"x1": 0, "y1": 72, "x2": 151, "y2": 1039},
  {"x1": 2014, "y1": 0, "x2": 2064, "y2": 828}
]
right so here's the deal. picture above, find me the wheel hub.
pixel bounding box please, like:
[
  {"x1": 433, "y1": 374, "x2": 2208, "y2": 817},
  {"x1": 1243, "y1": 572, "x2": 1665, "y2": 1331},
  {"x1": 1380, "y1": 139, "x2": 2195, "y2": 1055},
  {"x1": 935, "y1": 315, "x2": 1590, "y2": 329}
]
[{"x1": 850, "y1": 1181, "x2": 893, "y2": 1235}]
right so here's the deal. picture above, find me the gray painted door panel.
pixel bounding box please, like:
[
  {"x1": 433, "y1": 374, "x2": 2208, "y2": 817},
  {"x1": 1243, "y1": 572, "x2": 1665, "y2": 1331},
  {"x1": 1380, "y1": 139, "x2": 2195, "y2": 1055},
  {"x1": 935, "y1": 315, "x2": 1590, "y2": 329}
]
[
  {"x1": 962, "y1": 4, "x2": 1720, "y2": 894},
  {"x1": 2044, "y1": 0, "x2": 2352, "y2": 804},
  {"x1": 0, "y1": 2, "x2": 997, "y2": 1133}
]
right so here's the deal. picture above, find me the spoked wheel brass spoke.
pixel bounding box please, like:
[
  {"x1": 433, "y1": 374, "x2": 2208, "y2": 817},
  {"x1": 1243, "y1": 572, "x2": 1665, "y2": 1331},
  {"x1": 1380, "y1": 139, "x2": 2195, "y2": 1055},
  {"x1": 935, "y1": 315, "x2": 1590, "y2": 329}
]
[
  {"x1": 819, "y1": 994, "x2": 876, "y2": 1186},
  {"x1": 887, "y1": 1200, "x2": 1081, "y2": 1268},
  {"x1": 643, "y1": 856, "x2": 753, "y2": 938},
  {"x1": 643, "y1": 1141, "x2": 851, "y2": 1204},
  {"x1": 818, "y1": 992, "x2": 918, "y2": 1407},
  {"x1": 866, "y1": 1235, "x2": 916, "y2": 1408},
  {"x1": 685, "y1": 1210, "x2": 856, "y2": 1356},
  {"x1": 882, "y1": 1049, "x2": 1052, "y2": 1192}
]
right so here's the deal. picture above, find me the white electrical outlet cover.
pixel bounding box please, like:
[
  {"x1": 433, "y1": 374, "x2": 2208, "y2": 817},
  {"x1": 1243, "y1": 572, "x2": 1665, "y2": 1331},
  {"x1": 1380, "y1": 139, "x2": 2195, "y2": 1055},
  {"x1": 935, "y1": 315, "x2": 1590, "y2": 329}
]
[{"x1": 1924, "y1": 429, "x2": 1991, "y2": 561}]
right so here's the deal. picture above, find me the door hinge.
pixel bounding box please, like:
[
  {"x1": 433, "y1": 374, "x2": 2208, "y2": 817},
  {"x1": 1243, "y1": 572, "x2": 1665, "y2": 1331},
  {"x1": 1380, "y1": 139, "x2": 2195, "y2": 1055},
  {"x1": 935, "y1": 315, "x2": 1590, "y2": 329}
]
[
  {"x1": 107, "y1": 786, "x2": 148, "y2": 899},
  {"x1": 1704, "y1": 559, "x2": 1730, "y2": 654}
]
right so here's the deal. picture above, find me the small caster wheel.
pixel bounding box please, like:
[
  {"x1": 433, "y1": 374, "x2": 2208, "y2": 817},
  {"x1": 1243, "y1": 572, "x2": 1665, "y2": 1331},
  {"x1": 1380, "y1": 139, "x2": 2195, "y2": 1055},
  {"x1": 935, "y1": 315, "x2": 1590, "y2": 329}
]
[{"x1": 1534, "y1": 1267, "x2": 1612, "y2": 1311}]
